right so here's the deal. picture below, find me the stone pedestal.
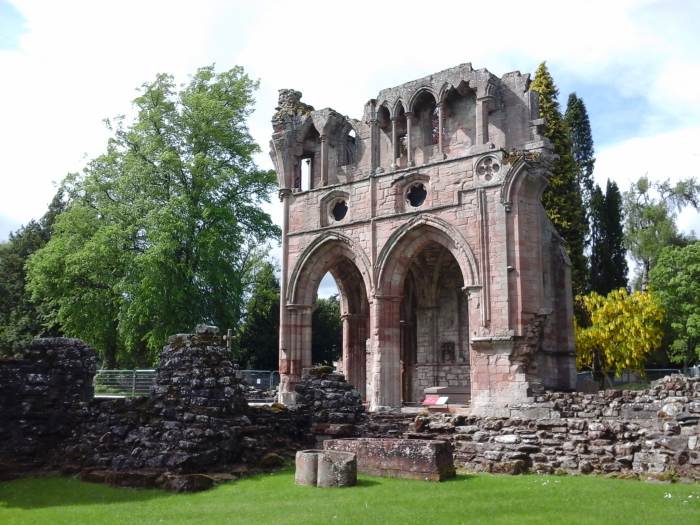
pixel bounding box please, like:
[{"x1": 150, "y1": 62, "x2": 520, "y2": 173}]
[{"x1": 295, "y1": 449, "x2": 357, "y2": 487}]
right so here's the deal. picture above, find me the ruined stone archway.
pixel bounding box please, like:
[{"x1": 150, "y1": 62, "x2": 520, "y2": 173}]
[
  {"x1": 372, "y1": 221, "x2": 478, "y2": 407},
  {"x1": 281, "y1": 233, "x2": 371, "y2": 399}
]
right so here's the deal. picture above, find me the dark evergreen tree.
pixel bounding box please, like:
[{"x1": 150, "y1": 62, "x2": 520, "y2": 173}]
[
  {"x1": 565, "y1": 93, "x2": 595, "y2": 210},
  {"x1": 0, "y1": 190, "x2": 66, "y2": 356},
  {"x1": 312, "y1": 294, "x2": 342, "y2": 365},
  {"x1": 237, "y1": 261, "x2": 280, "y2": 370},
  {"x1": 589, "y1": 180, "x2": 628, "y2": 295},
  {"x1": 531, "y1": 63, "x2": 588, "y2": 297}
]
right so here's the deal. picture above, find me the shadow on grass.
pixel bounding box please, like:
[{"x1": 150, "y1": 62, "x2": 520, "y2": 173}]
[{"x1": 0, "y1": 476, "x2": 170, "y2": 510}]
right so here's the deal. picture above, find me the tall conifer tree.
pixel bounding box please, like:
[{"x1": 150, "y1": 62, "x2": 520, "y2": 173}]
[
  {"x1": 565, "y1": 93, "x2": 595, "y2": 210},
  {"x1": 531, "y1": 62, "x2": 588, "y2": 297},
  {"x1": 590, "y1": 180, "x2": 627, "y2": 294}
]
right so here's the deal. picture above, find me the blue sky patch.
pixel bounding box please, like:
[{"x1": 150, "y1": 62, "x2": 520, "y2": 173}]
[{"x1": 0, "y1": 1, "x2": 26, "y2": 50}]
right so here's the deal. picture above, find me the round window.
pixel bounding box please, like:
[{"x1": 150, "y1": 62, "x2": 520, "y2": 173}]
[
  {"x1": 331, "y1": 200, "x2": 348, "y2": 221},
  {"x1": 406, "y1": 183, "x2": 427, "y2": 208}
]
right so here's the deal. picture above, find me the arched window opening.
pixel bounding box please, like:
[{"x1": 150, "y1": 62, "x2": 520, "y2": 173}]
[
  {"x1": 412, "y1": 91, "x2": 438, "y2": 147},
  {"x1": 298, "y1": 124, "x2": 321, "y2": 190},
  {"x1": 338, "y1": 128, "x2": 357, "y2": 167},
  {"x1": 443, "y1": 84, "x2": 476, "y2": 153},
  {"x1": 312, "y1": 273, "x2": 342, "y2": 367},
  {"x1": 395, "y1": 105, "x2": 407, "y2": 167}
]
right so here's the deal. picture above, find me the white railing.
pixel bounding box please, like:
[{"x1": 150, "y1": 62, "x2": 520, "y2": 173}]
[{"x1": 93, "y1": 369, "x2": 156, "y2": 398}]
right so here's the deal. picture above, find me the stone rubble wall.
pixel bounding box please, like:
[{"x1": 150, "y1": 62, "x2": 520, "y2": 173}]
[
  {"x1": 294, "y1": 370, "x2": 366, "y2": 445},
  {"x1": 367, "y1": 376, "x2": 700, "y2": 481},
  {"x1": 0, "y1": 338, "x2": 96, "y2": 472},
  {"x1": 0, "y1": 334, "x2": 313, "y2": 488}
]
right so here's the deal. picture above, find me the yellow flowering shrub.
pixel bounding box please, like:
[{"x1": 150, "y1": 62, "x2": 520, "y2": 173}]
[{"x1": 575, "y1": 288, "x2": 665, "y2": 377}]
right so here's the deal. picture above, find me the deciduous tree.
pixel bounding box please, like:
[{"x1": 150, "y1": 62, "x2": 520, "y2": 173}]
[
  {"x1": 623, "y1": 176, "x2": 699, "y2": 288},
  {"x1": 27, "y1": 66, "x2": 279, "y2": 366},
  {"x1": 649, "y1": 242, "x2": 700, "y2": 366},
  {"x1": 576, "y1": 288, "x2": 665, "y2": 382},
  {"x1": 312, "y1": 295, "x2": 342, "y2": 365},
  {"x1": 237, "y1": 260, "x2": 280, "y2": 370}
]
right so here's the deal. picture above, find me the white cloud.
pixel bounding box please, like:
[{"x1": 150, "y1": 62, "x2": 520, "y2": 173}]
[
  {"x1": 1, "y1": 0, "x2": 699, "y2": 248},
  {"x1": 595, "y1": 125, "x2": 700, "y2": 234}
]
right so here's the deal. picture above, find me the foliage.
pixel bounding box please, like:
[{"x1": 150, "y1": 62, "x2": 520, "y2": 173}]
[
  {"x1": 531, "y1": 63, "x2": 588, "y2": 297},
  {"x1": 2, "y1": 472, "x2": 700, "y2": 525},
  {"x1": 564, "y1": 92, "x2": 595, "y2": 217},
  {"x1": 237, "y1": 260, "x2": 280, "y2": 370},
  {"x1": 27, "y1": 66, "x2": 279, "y2": 367},
  {"x1": 649, "y1": 242, "x2": 700, "y2": 365},
  {"x1": 589, "y1": 180, "x2": 628, "y2": 294},
  {"x1": 623, "y1": 176, "x2": 700, "y2": 288},
  {"x1": 576, "y1": 288, "x2": 665, "y2": 379},
  {"x1": 312, "y1": 294, "x2": 342, "y2": 365},
  {"x1": 0, "y1": 190, "x2": 66, "y2": 356}
]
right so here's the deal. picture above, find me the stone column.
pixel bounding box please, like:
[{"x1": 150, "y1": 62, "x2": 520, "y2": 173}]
[
  {"x1": 405, "y1": 112, "x2": 414, "y2": 167},
  {"x1": 369, "y1": 117, "x2": 379, "y2": 173},
  {"x1": 279, "y1": 304, "x2": 313, "y2": 404},
  {"x1": 437, "y1": 103, "x2": 446, "y2": 159},
  {"x1": 476, "y1": 97, "x2": 493, "y2": 145},
  {"x1": 342, "y1": 313, "x2": 368, "y2": 396},
  {"x1": 390, "y1": 117, "x2": 398, "y2": 169},
  {"x1": 278, "y1": 189, "x2": 293, "y2": 404},
  {"x1": 368, "y1": 295, "x2": 402, "y2": 410},
  {"x1": 320, "y1": 134, "x2": 328, "y2": 186}
]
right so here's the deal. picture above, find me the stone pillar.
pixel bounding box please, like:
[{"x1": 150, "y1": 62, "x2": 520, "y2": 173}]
[
  {"x1": 369, "y1": 295, "x2": 402, "y2": 410},
  {"x1": 405, "y1": 112, "x2": 414, "y2": 167},
  {"x1": 342, "y1": 313, "x2": 368, "y2": 397},
  {"x1": 390, "y1": 118, "x2": 398, "y2": 169},
  {"x1": 369, "y1": 117, "x2": 378, "y2": 173},
  {"x1": 320, "y1": 134, "x2": 328, "y2": 186},
  {"x1": 280, "y1": 304, "x2": 313, "y2": 404},
  {"x1": 476, "y1": 97, "x2": 493, "y2": 145},
  {"x1": 278, "y1": 189, "x2": 293, "y2": 404},
  {"x1": 437, "y1": 103, "x2": 446, "y2": 159}
]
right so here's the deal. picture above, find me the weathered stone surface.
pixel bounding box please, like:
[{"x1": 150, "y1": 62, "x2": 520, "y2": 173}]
[
  {"x1": 317, "y1": 450, "x2": 357, "y2": 488},
  {"x1": 295, "y1": 450, "x2": 320, "y2": 486},
  {"x1": 324, "y1": 438, "x2": 455, "y2": 481},
  {"x1": 272, "y1": 63, "x2": 576, "y2": 413}
]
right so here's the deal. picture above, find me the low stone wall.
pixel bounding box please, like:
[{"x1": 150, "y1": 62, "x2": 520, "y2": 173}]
[
  {"x1": 0, "y1": 332, "x2": 313, "y2": 488},
  {"x1": 365, "y1": 377, "x2": 700, "y2": 481}
]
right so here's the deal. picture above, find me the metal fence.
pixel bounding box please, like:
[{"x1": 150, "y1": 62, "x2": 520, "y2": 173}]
[
  {"x1": 93, "y1": 369, "x2": 156, "y2": 397},
  {"x1": 236, "y1": 370, "x2": 280, "y2": 391},
  {"x1": 93, "y1": 369, "x2": 280, "y2": 399},
  {"x1": 577, "y1": 368, "x2": 684, "y2": 389}
]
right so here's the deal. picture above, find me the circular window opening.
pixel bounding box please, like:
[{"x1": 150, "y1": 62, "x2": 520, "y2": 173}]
[
  {"x1": 406, "y1": 183, "x2": 427, "y2": 208},
  {"x1": 331, "y1": 200, "x2": 348, "y2": 221}
]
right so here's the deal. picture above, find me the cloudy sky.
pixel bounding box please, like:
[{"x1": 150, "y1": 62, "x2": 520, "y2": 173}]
[{"x1": 1, "y1": 0, "x2": 699, "y2": 294}]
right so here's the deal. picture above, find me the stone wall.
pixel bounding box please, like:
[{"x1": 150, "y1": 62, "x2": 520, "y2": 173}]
[
  {"x1": 294, "y1": 370, "x2": 366, "y2": 445},
  {"x1": 0, "y1": 338, "x2": 96, "y2": 474},
  {"x1": 0, "y1": 333, "x2": 313, "y2": 488},
  {"x1": 366, "y1": 376, "x2": 700, "y2": 481}
]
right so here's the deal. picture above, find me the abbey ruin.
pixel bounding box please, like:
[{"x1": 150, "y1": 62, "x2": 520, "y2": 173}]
[{"x1": 270, "y1": 63, "x2": 576, "y2": 413}]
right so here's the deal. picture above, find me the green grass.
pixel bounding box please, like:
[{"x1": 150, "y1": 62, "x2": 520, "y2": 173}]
[{"x1": 1, "y1": 471, "x2": 698, "y2": 525}]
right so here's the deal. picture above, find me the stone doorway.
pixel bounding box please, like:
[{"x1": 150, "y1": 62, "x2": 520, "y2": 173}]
[{"x1": 399, "y1": 241, "x2": 469, "y2": 404}]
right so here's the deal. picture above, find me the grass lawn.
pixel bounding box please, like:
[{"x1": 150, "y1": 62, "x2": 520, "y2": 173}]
[{"x1": 1, "y1": 470, "x2": 699, "y2": 525}]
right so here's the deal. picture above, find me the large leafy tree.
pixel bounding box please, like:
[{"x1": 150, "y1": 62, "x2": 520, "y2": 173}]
[
  {"x1": 589, "y1": 180, "x2": 627, "y2": 294},
  {"x1": 649, "y1": 242, "x2": 700, "y2": 366},
  {"x1": 0, "y1": 190, "x2": 65, "y2": 356},
  {"x1": 312, "y1": 295, "x2": 342, "y2": 365},
  {"x1": 576, "y1": 288, "x2": 665, "y2": 383},
  {"x1": 237, "y1": 260, "x2": 280, "y2": 370},
  {"x1": 531, "y1": 63, "x2": 588, "y2": 297},
  {"x1": 27, "y1": 66, "x2": 279, "y2": 367},
  {"x1": 623, "y1": 176, "x2": 699, "y2": 288}
]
